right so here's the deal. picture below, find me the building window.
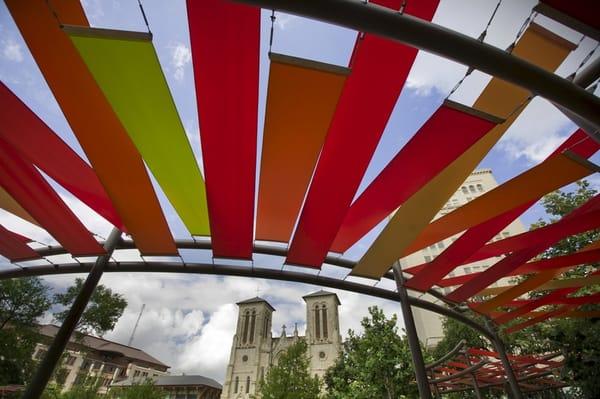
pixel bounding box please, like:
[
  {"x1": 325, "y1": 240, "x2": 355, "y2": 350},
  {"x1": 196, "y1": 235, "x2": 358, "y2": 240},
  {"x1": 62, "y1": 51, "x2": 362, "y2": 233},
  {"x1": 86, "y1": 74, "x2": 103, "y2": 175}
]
[
  {"x1": 322, "y1": 305, "x2": 328, "y2": 339},
  {"x1": 263, "y1": 315, "x2": 269, "y2": 338},
  {"x1": 242, "y1": 355, "x2": 248, "y2": 362},
  {"x1": 469, "y1": 185, "x2": 476, "y2": 193},
  {"x1": 502, "y1": 231, "x2": 509, "y2": 238},
  {"x1": 249, "y1": 310, "x2": 256, "y2": 344},
  {"x1": 134, "y1": 370, "x2": 140, "y2": 378},
  {"x1": 246, "y1": 376, "x2": 251, "y2": 393},
  {"x1": 260, "y1": 367, "x2": 264, "y2": 381},
  {"x1": 437, "y1": 242, "x2": 445, "y2": 249},
  {"x1": 65, "y1": 354, "x2": 76, "y2": 365},
  {"x1": 315, "y1": 305, "x2": 321, "y2": 340},
  {"x1": 476, "y1": 184, "x2": 483, "y2": 192},
  {"x1": 424, "y1": 255, "x2": 431, "y2": 262},
  {"x1": 464, "y1": 267, "x2": 472, "y2": 274},
  {"x1": 461, "y1": 186, "x2": 468, "y2": 194},
  {"x1": 234, "y1": 376, "x2": 239, "y2": 393},
  {"x1": 242, "y1": 310, "x2": 250, "y2": 344}
]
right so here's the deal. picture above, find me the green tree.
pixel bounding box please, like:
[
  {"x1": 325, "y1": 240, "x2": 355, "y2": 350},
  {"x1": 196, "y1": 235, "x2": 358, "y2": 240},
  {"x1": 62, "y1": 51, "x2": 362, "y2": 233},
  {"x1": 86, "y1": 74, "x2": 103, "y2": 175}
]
[
  {"x1": 53, "y1": 278, "x2": 127, "y2": 336},
  {"x1": 515, "y1": 180, "x2": 600, "y2": 397},
  {"x1": 254, "y1": 339, "x2": 322, "y2": 399},
  {"x1": 0, "y1": 277, "x2": 52, "y2": 385},
  {"x1": 324, "y1": 306, "x2": 425, "y2": 399}
]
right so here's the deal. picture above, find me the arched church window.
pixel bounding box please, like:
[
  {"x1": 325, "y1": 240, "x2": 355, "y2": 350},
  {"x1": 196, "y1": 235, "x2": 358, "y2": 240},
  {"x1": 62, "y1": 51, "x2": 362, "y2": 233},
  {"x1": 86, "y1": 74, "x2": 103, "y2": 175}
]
[
  {"x1": 242, "y1": 310, "x2": 250, "y2": 344},
  {"x1": 234, "y1": 376, "x2": 239, "y2": 393},
  {"x1": 314, "y1": 304, "x2": 321, "y2": 340},
  {"x1": 322, "y1": 305, "x2": 328, "y2": 339},
  {"x1": 249, "y1": 310, "x2": 256, "y2": 344},
  {"x1": 263, "y1": 315, "x2": 269, "y2": 338},
  {"x1": 246, "y1": 376, "x2": 251, "y2": 393}
]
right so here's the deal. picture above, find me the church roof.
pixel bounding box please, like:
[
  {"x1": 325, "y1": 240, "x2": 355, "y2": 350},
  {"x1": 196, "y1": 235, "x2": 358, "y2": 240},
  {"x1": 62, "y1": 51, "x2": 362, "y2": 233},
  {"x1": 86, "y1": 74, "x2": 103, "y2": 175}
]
[
  {"x1": 236, "y1": 296, "x2": 275, "y2": 311},
  {"x1": 302, "y1": 290, "x2": 341, "y2": 305}
]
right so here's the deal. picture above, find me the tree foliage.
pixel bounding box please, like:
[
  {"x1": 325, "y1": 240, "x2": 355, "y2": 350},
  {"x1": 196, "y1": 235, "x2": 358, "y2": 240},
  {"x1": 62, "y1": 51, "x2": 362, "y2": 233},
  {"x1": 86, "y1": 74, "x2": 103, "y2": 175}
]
[
  {"x1": 0, "y1": 277, "x2": 52, "y2": 385},
  {"x1": 53, "y1": 278, "x2": 127, "y2": 336},
  {"x1": 254, "y1": 339, "x2": 322, "y2": 399},
  {"x1": 107, "y1": 380, "x2": 165, "y2": 399},
  {"x1": 324, "y1": 306, "x2": 426, "y2": 399}
]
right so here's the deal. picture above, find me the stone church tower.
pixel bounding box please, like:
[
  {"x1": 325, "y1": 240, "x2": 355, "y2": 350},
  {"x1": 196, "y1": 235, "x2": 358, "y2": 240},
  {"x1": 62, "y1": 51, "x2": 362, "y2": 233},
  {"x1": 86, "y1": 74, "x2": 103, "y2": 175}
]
[{"x1": 220, "y1": 291, "x2": 341, "y2": 399}]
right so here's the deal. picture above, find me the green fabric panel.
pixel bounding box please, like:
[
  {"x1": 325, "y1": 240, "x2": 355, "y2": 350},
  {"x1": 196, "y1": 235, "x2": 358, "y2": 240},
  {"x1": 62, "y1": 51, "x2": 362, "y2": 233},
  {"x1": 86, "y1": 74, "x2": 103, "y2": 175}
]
[{"x1": 69, "y1": 30, "x2": 210, "y2": 236}]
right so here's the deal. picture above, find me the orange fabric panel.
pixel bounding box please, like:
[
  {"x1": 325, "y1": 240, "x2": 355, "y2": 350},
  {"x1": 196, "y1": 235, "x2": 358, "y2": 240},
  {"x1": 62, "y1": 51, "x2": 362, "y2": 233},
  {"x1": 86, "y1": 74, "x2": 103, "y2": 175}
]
[
  {"x1": 472, "y1": 23, "x2": 576, "y2": 118},
  {"x1": 5, "y1": 0, "x2": 176, "y2": 255},
  {"x1": 0, "y1": 186, "x2": 39, "y2": 226},
  {"x1": 256, "y1": 54, "x2": 348, "y2": 242},
  {"x1": 404, "y1": 152, "x2": 596, "y2": 255}
]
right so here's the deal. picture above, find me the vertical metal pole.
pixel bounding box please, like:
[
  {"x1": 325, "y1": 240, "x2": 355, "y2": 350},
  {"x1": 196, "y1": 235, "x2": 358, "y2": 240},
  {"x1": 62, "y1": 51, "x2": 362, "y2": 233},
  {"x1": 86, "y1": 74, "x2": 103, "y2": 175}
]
[
  {"x1": 464, "y1": 351, "x2": 483, "y2": 399},
  {"x1": 485, "y1": 319, "x2": 523, "y2": 399},
  {"x1": 392, "y1": 262, "x2": 433, "y2": 398},
  {"x1": 428, "y1": 370, "x2": 441, "y2": 399},
  {"x1": 22, "y1": 228, "x2": 122, "y2": 399}
]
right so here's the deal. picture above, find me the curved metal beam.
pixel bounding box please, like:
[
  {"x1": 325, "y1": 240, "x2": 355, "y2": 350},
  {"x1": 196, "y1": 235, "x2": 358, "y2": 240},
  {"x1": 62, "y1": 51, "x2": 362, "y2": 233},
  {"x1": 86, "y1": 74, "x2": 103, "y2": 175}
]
[
  {"x1": 430, "y1": 360, "x2": 488, "y2": 384},
  {"x1": 233, "y1": 0, "x2": 600, "y2": 134},
  {"x1": 31, "y1": 240, "x2": 454, "y2": 305},
  {"x1": 426, "y1": 339, "x2": 467, "y2": 370},
  {"x1": 0, "y1": 260, "x2": 496, "y2": 340}
]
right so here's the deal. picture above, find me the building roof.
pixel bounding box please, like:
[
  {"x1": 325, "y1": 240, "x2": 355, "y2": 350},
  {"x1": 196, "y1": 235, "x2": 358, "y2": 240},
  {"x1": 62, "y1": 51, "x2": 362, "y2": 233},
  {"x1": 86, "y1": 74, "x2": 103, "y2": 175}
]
[
  {"x1": 112, "y1": 375, "x2": 222, "y2": 390},
  {"x1": 236, "y1": 296, "x2": 275, "y2": 311},
  {"x1": 302, "y1": 290, "x2": 341, "y2": 305},
  {"x1": 37, "y1": 324, "x2": 168, "y2": 368}
]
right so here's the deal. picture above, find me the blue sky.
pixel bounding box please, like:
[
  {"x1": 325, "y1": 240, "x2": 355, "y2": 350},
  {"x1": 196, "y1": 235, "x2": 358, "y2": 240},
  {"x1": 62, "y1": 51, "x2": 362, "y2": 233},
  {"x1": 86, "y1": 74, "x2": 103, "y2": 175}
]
[{"x1": 0, "y1": 0, "x2": 598, "y2": 382}]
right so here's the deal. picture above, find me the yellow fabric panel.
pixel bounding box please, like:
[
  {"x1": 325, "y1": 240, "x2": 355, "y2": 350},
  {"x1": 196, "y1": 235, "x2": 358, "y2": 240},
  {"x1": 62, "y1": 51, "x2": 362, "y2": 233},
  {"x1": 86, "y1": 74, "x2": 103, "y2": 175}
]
[
  {"x1": 0, "y1": 186, "x2": 39, "y2": 226},
  {"x1": 350, "y1": 23, "x2": 575, "y2": 279},
  {"x1": 352, "y1": 124, "x2": 506, "y2": 278}
]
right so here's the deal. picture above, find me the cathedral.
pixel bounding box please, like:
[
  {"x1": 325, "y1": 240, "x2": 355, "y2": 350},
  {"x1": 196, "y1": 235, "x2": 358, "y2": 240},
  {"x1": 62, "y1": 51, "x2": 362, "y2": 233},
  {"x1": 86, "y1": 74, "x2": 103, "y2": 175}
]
[{"x1": 220, "y1": 290, "x2": 342, "y2": 398}]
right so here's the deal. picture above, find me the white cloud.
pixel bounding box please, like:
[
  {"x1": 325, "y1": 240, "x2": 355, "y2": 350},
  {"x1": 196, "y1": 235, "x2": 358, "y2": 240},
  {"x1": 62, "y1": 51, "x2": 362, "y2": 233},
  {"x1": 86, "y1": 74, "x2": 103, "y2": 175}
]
[
  {"x1": 2, "y1": 39, "x2": 23, "y2": 63},
  {"x1": 170, "y1": 43, "x2": 192, "y2": 82},
  {"x1": 498, "y1": 97, "x2": 574, "y2": 164},
  {"x1": 37, "y1": 272, "x2": 407, "y2": 383}
]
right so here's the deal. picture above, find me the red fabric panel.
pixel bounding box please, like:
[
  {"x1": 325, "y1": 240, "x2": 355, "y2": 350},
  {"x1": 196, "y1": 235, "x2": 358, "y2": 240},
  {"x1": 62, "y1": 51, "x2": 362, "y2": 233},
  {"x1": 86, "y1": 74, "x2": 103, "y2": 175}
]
[
  {"x1": 405, "y1": 129, "x2": 598, "y2": 289},
  {"x1": 505, "y1": 306, "x2": 573, "y2": 334},
  {"x1": 446, "y1": 195, "x2": 600, "y2": 302},
  {"x1": 0, "y1": 225, "x2": 39, "y2": 261},
  {"x1": 285, "y1": 0, "x2": 440, "y2": 267},
  {"x1": 540, "y1": 0, "x2": 600, "y2": 30},
  {"x1": 437, "y1": 247, "x2": 600, "y2": 288},
  {"x1": 330, "y1": 103, "x2": 498, "y2": 254},
  {"x1": 187, "y1": 0, "x2": 259, "y2": 259},
  {"x1": 0, "y1": 83, "x2": 124, "y2": 230},
  {"x1": 0, "y1": 139, "x2": 104, "y2": 256}
]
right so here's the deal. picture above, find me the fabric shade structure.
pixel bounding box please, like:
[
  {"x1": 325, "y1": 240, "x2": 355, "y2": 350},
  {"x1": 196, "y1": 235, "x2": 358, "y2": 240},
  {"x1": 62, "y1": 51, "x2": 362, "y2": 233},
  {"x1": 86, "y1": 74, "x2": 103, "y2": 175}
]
[
  {"x1": 0, "y1": 82, "x2": 123, "y2": 230},
  {"x1": 342, "y1": 22, "x2": 575, "y2": 277},
  {"x1": 330, "y1": 101, "x2": 503, "y2": 254},
  {"x1": 256, "y1": 53, "x2": 349, "y2": 242},
  {"x1": 446, "y1": 194, "x2": 600, "y2": 303},
  {"x1": 478, "y1": 274, "x2": 600, "y2": 297},
  {"x1": 538, "y1": 0, "x2": 600, "y2": 32},
  {"x1": 187, "y1": 0, "x2": 259, "y2": 259},
  {"x1": 65, "y1": 26, "x2": 210, "y2": 237},
  {"x1": 0, "y1": 186, "x2": 39, "y2": 226},
  {"x1": 0, "y1": 139, "x2": 104, "y2": 257},
  {"x1": 402, "y1": 129, "x2": 599, "y2": 280},
  {"x1": 285, "y1": 0, "x2": 440, "y2": 268},
  {"x1": 5, "y1": 0, "x2": 177, "y2": 255},
  {"x1": 474, "y1": 241, "x2": 600, "y2": 313},
  {"x1": 0, "y1": 225, "x2": 39, "y2": 262},
  {"x1": 436, "y1": 245, "x2": 600, "y2": 288},
  {"x1": 352, "y1": 106, "x2": 507, "y2": 279},
  {"x1": 403, "y1": 152, "x2": 598, "y2": 291}
]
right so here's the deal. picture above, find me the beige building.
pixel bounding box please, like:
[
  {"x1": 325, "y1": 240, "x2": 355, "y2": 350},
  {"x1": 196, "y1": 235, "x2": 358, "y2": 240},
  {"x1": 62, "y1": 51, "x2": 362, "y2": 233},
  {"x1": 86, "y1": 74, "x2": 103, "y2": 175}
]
[
  {"x1": 221, "y1": 291, "x2": 342, "y2": 398},
  {"x1": 403, "y1": 169, "x2": 526, "y2": 347},
  {"x1": 33, "y1": 324, "x2": 169, "y2": 394}
]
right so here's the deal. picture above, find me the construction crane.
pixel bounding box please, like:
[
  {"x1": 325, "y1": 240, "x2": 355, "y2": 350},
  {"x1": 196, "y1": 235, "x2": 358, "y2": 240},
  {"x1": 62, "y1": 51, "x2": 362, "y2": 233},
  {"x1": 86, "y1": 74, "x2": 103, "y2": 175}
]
[{"x1": 127, "y1": 304, "x2": 145, "y2": 347}]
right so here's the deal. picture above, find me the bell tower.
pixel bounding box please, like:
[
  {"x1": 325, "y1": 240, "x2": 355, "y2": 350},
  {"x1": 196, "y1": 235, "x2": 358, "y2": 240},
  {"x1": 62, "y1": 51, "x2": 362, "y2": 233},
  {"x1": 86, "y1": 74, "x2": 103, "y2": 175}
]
[
  {"x1": 303, "y1": 290, "x2": 342, "y2": 379},
  {"x1": 221, "y1": 297, "x2": 274, "y2": 399}
]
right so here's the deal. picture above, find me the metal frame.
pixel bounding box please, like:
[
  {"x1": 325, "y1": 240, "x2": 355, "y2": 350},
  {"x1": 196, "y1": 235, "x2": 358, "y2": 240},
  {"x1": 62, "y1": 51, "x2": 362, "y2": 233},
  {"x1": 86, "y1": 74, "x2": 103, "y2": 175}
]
[{"x1": 233, "y1": 0, "x2": 600, "y2": 137}]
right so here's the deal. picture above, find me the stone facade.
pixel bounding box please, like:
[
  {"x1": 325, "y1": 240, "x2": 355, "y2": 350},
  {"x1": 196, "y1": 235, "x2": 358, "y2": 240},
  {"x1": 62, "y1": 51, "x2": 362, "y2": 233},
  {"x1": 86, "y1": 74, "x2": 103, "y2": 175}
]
[{"x1": 220, "y1": 291, "x2": 342, "y2": 399}]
